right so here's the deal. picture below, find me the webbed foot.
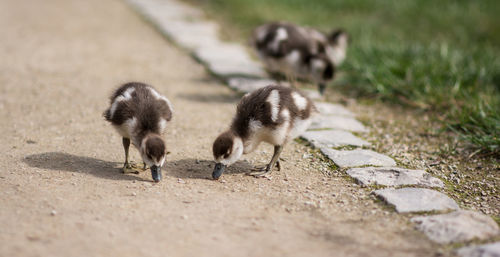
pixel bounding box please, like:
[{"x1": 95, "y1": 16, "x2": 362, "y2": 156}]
[
  {"x1": 248, "y1": 165, "x2": 271, "y2": 177},
  {"x1": 122, "y1": 161, "x2": 141, "y2": 174}
]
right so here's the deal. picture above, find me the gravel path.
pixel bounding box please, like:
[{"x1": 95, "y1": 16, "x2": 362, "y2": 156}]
[{"x1": 0, "y1": 0, "x2": 440, "y2": 256}]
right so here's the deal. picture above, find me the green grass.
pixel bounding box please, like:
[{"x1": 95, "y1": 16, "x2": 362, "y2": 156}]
[{"x1": 187, "y1": 0, "x2": 500, "y2": 156}]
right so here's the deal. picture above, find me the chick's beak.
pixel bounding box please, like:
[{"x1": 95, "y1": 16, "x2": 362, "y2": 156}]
[
  {"x1": 212, "y1": 163, "x2": 226, "y2": 180},
  {"x1": 151, "y1": 165, "x2": 162, "y2": 182}
]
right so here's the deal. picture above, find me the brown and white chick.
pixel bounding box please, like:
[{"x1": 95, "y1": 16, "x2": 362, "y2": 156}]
[
  {"x1": 252, "y1": 22, "x2": 349, "y2": 95},
  {"x1": 212, "y1": 85, "x2": 317, "y2": 179},
  {"x1": 104, "y1": 82, "x2": 173, "y2": 182}
]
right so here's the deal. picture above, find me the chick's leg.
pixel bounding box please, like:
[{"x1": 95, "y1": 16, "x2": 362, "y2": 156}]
[
  {"x1": 286, "y1": 72, "x2": 297, "y2": 89},
  {"x1": 318, "y1": 83, "x2": 327, "y2": 95},
  {"x1": 249, "y1": 145, "x2": 283, "y2": 177},
  {"x1": 122, "y1": 137, "x2": 139, "y2": 174}
]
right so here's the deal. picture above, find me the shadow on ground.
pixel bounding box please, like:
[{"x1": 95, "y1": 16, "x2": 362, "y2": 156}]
[
  {"x1": 23, "y1": 152, "x2": 149, "y2": 181},
  {"x1": 167, "y1": 158, "x2": 253, "y2": 180}
]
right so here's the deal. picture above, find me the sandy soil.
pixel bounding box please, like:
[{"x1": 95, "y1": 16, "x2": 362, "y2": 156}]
[{"x1": 0, "y1": 0, "x2": 445, "y2": 256}]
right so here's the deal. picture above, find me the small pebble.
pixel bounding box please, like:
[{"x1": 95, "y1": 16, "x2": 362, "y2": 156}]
[
  {"x1": 50, "y1": 210, "x2": 57, "y2": 216},
  {"x1": 26, "y1": 235, "x2": 40, "y2": 241}
]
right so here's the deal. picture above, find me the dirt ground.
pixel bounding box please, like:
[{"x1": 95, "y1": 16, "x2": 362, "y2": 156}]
[{"x1": 0, "y1": 0, "x2": 446, "y2": 256}]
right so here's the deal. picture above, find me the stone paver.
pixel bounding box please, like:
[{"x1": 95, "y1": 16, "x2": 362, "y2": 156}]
[
  {"x1": 159, "y1": 21, "x2": 221, "y2": 50},
  {"x1": 320, "y1": 148, "x2": 396, "y2": 168},
  {"x1": 456, "y1": 242, "x2": 500, "y2": 257},
  {"x1": 346, "y1": 167, "x2": 443, "y2": 187},
  {"x1": 310, "y1": 115, "x2": 367, "y2": 132},
  {"x1": 374, "y1": 188, "x2": 459, "y2": 213},
  {"x1": 127, "y1": 0, "x2": 221, "y2": 51},
  {"x1": 128, "y1": 0, "x2": 202, "y2": 21},
  {"x1": 228, "y1": 78, "x2": 288, "y2": 93},
  {"x1": 411, "y1": 211, "x2": 499, "y2": 244},
  {"x1": 301, "y1": 130, "x2": 370, "y2": 148},
  {"x1": 300, "y1": 89, "x2": 322, "y2": 100},
  {"x1": 194, "y1": 43, "x2": 266, "y2": 77},
  {"x1": 315, "y1": 102, "x2": 354, "y2": 117}
]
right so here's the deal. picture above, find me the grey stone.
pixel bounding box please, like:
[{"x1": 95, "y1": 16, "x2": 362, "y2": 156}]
[
  {"x1": 207, "y1": 61, "x2": 266, "y2": 78},
  {"x1": 194, "y1": 43, "x2": 266, "y2": 77},
  {"x1": 456, "y1": 242, "x2": 500, "y2": 257},
  {"x1": 411, "y1": 211, "x2": 499, "y2": 244},
  {"x1": 126, "y1": 0, "x2": 220, "y2": 51},
  {"x1": 314, "y1": 102, "x2": 354, "y2": 117},
  {"x1": 301, "y1": 130, "x2": 370, "y2": 148},
  {"x1": 193, "y1": 43, "x2": 255, "y2": 64},
  {"x1": 158, "y1": 21, "x2": 221, "y2": 50},
  {"x1": 346, "y1": 167, "x2": 443, "y2": 187},
  {"x1": 228, "y1": 78, "x2": 289, "y2": 93},
  {"x1": 373, "y1": 188, "x2": 459, "y2": 213},
  {"x1": 300, "y1": 89, "x2": 322, "y2": 100},
  {"x1": 320, "y1": 148, "x2": 396, "y2": 168},
  {"x1": 309, "y1": 115, "x2": 368, "y2": 132},
  {"x1": 173, "y1": 33, "x2": 220, "y2": 51},
  {"x1": 128, "y1": 0, "x2": 202, "y2": 21}
]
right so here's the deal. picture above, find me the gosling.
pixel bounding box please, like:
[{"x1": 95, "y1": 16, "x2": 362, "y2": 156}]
[
  {"x1": 212, "y1": 85, "x2": 316, "y2": 179},
  {"x1": 104, "y1": 82, "x2": 173, "y2": 182}
]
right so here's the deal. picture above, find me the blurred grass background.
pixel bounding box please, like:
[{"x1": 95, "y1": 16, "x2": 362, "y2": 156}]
[{"x1": 187, "y1": 0, "x2": 500, "y2": 156}]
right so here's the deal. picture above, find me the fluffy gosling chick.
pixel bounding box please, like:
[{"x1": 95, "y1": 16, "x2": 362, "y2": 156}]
[
  {"x1": 104, "y1": 82, "x2": 173, "y2": 182},
  {"x1": 212, "y1": 85, "x2": 317, "y2": 179},
  {"x1": 252, "y1": 22, "x2": 349, "y2": 95}
]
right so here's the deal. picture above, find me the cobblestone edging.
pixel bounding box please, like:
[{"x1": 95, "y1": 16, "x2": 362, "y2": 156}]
[{"x1": 125, "y1": 0, "x2": 499, "y2": 250}]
